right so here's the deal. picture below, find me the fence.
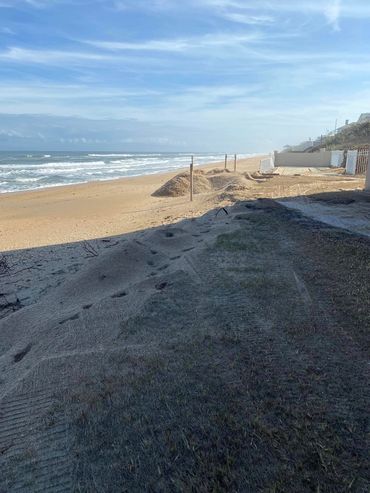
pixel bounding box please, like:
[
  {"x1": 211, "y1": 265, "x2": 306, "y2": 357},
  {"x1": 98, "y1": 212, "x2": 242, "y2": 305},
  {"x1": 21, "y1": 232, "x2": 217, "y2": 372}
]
[
  {"x1": 330, "y1": 150, "x2": 345, "y2": 168},
  {"x1": 366, "y1": 162, "x2": 370, "y2": 191},
  {"x1": 356, "y1": 147, "x2": 369, "y2": 174},
  {"x1": 345, "y1": 147, "x2": 369, "y2": 175}
]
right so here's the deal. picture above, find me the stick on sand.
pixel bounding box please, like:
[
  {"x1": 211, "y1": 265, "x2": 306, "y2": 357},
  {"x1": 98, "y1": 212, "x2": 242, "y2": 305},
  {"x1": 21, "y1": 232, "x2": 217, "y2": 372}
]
[{"x1": 190, "y1": 156, "x2": 194, "y2": 202}]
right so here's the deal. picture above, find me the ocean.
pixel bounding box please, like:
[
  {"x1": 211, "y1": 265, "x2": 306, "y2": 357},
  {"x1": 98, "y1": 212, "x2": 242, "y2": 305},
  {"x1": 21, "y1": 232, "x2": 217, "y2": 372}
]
[{"x1": 0, "y1": 151, "x2": 253, "y2": 194}]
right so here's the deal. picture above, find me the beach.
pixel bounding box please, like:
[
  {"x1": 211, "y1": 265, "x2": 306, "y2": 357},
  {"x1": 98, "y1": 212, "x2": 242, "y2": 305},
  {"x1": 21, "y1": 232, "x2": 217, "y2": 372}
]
[
  {"x1": 0, "y1": 154, "x2": 369, "y2": 491},
  {"x1": 0, "y1": 156, "x2": 264, "y2": 251},
  {"x1": 0, "y1": 155, "x2": 365, "y2": 252}
]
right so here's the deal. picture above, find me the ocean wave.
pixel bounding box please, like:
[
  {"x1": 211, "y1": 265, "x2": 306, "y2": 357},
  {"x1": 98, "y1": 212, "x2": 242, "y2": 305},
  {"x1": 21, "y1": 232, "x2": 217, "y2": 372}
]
[
  {"x1": 88, "y1": 153, "x2": 133, "y2": 157},
  {"x1": 0, "y1": 152, "x2": 258, "y2": 194}
]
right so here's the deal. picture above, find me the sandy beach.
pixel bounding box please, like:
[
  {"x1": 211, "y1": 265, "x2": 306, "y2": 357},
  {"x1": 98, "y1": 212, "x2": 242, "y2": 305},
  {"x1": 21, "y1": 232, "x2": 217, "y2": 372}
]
[
  {"x1": 0, "y1": 154, "x2": 369, "y2": 491},
  {"x1": 0, "y1": 155, "x2": 365, "y2": 252},
  {"x1": 0, "y1": 156, "x2": 264, "y2": 251}
]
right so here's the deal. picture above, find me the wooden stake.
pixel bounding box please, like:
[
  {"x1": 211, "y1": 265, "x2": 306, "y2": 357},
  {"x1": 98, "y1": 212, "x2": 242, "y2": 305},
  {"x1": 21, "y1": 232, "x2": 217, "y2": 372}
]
[
  {"x1": 190, "y1": 156, "x2": 194, "y2": 202},
  {"x1": 234, "y1": 154, "x2": 237, "y2": 172},
  {"x1": 224, "y1": 154, "x2": 228, "y2": 170}
]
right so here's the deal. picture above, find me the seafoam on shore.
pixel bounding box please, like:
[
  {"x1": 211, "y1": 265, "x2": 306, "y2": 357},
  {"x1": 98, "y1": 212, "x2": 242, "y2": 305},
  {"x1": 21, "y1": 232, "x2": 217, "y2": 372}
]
[{"x1": 0, "y1": 151, "x2": 256, "y2": 193}]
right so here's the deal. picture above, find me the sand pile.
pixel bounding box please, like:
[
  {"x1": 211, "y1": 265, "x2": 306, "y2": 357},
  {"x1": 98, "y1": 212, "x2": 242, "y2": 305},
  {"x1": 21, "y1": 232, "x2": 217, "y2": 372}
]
[
  {"x1": 152, "y1": 171, "x2": 212, "y2": 197},
  {"x1": 208, "y1": 173, "x2": 251, "y2": 191},
  {"x1": 206, "y1": 168, "x2": 231, "y2": 175},
  {"x1": 153, "y1": 169, "x2": 254, "y2": 198}
]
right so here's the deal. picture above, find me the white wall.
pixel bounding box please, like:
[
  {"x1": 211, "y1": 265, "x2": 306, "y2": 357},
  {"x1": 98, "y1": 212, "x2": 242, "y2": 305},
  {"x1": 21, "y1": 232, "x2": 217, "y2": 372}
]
[
  {"x1": 345, "y1": 150, "x2": 358, "y2": 175},
  {"x1": 259, "y1": 155, "x2": 274, "y2": 174},
  {"x1": 331, "y1": 150, "x2": 344, "y2": 168},
  {"x1": 274, "y1": 151, "x2": 331, "y2": 167}
]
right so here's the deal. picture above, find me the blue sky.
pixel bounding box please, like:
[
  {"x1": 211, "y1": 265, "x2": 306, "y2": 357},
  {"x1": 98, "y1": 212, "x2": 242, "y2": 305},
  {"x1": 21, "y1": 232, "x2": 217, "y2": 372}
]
[{"x1": 0, "y1": 0, "x2": 369, "y2": 151}]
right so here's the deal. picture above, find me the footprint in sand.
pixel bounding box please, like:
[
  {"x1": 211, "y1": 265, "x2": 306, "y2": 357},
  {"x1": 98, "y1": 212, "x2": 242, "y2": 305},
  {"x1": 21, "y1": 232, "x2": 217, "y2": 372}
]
[
  {"x1": 13, "y1": 343, "x2": 32, "y2": 363},
  {"x1": 155, "y1": 281, "x2": 168, "y2": 291},
  {"x1": 59, "y1": 313, "x2": 80, "y2": 325},
  {"x1": 111, "y1": 291, "x2": 127, "y2": 299}
]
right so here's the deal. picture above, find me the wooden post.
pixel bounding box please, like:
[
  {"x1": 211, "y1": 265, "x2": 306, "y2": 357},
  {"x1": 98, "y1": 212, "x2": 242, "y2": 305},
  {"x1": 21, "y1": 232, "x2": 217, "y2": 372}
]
[
  {"x1": 365, "y1": 150, "x2": 370, "y2": 190},
  {"x1": 234, "y1": 154, "x2": 237, "y2": 172},
  {"x1": 224, "y1": 154, "x2": 228, "y2": 170},
  {"x1": 190, "y1": 156, "x2": 194, "y2": 202}
]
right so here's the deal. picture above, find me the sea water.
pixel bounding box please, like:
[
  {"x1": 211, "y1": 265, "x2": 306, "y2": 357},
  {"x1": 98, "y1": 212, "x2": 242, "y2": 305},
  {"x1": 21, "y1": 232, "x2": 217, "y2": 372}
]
[{"x1": 0, "y1": 151, "x2": 254, "y2": 194}]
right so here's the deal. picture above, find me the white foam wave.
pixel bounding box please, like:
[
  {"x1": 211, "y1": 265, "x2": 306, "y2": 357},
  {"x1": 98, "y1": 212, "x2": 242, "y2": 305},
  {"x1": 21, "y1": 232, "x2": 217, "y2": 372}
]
[{"x1": 0, "y1": 152, "x2": 257, "y2": 194}]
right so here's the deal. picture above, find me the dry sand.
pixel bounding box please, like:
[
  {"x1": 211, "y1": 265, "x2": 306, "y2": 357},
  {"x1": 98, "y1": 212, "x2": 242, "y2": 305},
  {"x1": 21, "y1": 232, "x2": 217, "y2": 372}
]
[
  {"x1": 0, "y1": 156, "x2": 365, "y2": 252},
  {"x1": 0, "y1": 156, "x2": 260, "y2": 252}
]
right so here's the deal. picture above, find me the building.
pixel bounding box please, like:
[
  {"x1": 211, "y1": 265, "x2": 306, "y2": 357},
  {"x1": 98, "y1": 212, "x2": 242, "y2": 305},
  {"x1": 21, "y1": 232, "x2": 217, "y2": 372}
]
[{"x1": 357, "y1": 113, "x2": 370, "y2": 124}]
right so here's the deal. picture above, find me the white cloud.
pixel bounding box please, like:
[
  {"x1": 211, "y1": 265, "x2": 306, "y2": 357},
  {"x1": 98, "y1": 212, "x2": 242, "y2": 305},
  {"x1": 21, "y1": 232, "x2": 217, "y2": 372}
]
[
  {"x1": 0, "y1": 47, "x2": 117, "y2": 64},
  {"x1": 324, "y1": 0, "x2": 342, "y2": 31},
  {"x1": 221, "y1": 13, "x2": 274, "y2": 25},
  {"x1": 85, "y1": 32, "x2": 263, "y2": 53},
  {"x1": 197, "y1": 0, "x2": 370, "y2": 28}
]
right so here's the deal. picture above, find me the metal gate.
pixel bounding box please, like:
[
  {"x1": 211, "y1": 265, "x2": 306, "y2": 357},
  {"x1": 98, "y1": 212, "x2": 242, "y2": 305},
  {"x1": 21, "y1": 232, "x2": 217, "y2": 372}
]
[{"x1": 356, "y1": 147, "x2": 369, "y2": 174}]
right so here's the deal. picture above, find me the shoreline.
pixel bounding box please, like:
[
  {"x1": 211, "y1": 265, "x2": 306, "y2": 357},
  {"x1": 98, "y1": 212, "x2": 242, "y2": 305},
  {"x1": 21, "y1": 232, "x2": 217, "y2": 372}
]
[
  {"x1": 0, "y1": 153, "x2": 263, "y2": 197},
  {"x1": 0, "y1": 156, "x2": 264, "y2": 252},
  {"x1": 0, "y1": 154, "x2": 364, "y2": 253}
]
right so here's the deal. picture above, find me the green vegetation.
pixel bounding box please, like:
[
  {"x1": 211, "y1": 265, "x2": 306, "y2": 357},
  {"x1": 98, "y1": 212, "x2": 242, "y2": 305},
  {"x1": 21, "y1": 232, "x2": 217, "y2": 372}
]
[{"x1": 324, "y1": 121, "x2": 370, "y2": 149}]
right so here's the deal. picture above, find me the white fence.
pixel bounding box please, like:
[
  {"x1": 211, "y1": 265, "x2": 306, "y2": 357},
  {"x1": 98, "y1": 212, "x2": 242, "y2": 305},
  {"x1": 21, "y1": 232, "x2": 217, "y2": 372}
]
[
  {"x1": 345, "y1": 150, "x2": 358, "y2": 175},
  {"x1": 345, "y1": 149, "x2": 369, "y2": 175},
  {"x1": 259, "y1": 149, "x2": 369, "y2": 184},
  {"x1": 331, "y1": 150, "x2": 345, "y2": 168}
]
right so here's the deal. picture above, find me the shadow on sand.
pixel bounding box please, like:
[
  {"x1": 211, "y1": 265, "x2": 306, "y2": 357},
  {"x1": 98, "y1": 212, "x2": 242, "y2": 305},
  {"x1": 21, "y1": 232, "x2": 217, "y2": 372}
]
[{"x1": 0, "y1": 190, "x2": 369, "y2": 492}]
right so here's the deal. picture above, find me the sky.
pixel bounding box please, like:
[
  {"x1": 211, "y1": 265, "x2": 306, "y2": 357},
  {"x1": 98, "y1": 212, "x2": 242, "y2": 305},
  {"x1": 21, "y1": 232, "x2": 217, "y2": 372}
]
[{"x1": 0, "y1": 0, "x2": 369, "y2": 152}]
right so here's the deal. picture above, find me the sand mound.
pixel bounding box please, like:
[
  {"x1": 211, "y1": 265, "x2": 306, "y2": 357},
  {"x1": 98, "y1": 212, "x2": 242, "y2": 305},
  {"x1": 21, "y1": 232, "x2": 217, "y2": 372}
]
[
  {"x1": 208, "y1": 173, "x2": 251, "y2": 191},
  {"x1": 152, "y1": 171, "x2": 212, "y2": 197},
  {"x1": 153, "y1": 169, "x2": 257, "y2": 198},
  {"x1": 206, "y1": 168, "x2": 231, "y2": 175},
  {"x1": 224, "y1": 175, "x2": 252, "y2": 192}
]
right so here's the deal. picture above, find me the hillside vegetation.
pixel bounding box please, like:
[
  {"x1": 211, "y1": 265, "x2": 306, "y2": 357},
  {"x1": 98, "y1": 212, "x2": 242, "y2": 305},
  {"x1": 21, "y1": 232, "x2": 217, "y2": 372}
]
[{"x1": 324, "y1": 121, "x2": 370, "y2": 149}]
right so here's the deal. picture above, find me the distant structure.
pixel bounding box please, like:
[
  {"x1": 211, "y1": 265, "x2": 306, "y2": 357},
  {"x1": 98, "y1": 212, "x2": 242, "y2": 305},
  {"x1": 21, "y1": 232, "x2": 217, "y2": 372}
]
[
  {"x1": 285, "y1": 113, "x2": 370, "y2": 153},
  {"x1": 357, "y1": 113, "x2": 370, "y2": 123}
]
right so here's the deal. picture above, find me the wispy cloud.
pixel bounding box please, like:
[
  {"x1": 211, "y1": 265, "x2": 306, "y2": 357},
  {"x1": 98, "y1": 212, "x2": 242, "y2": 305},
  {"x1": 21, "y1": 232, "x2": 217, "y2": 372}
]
[
  {"x1": 0, "y1": 0, "x2": 369, "y2": 151},
  {"x1": 198, "y1": 0, "x2": 367, "y2": 28},
  {"x1": 0, "y1": 47, "x2": 117, "y2": 64},
  {"x1": 324, "y1": 0, "x2": 342, "y2": 31},
  {"x1": 221, "y1": 13, "x2": 274, "y2": 25},
  {"x1": 85, "y1": 32, "x2": 263, "y2": 53}
]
